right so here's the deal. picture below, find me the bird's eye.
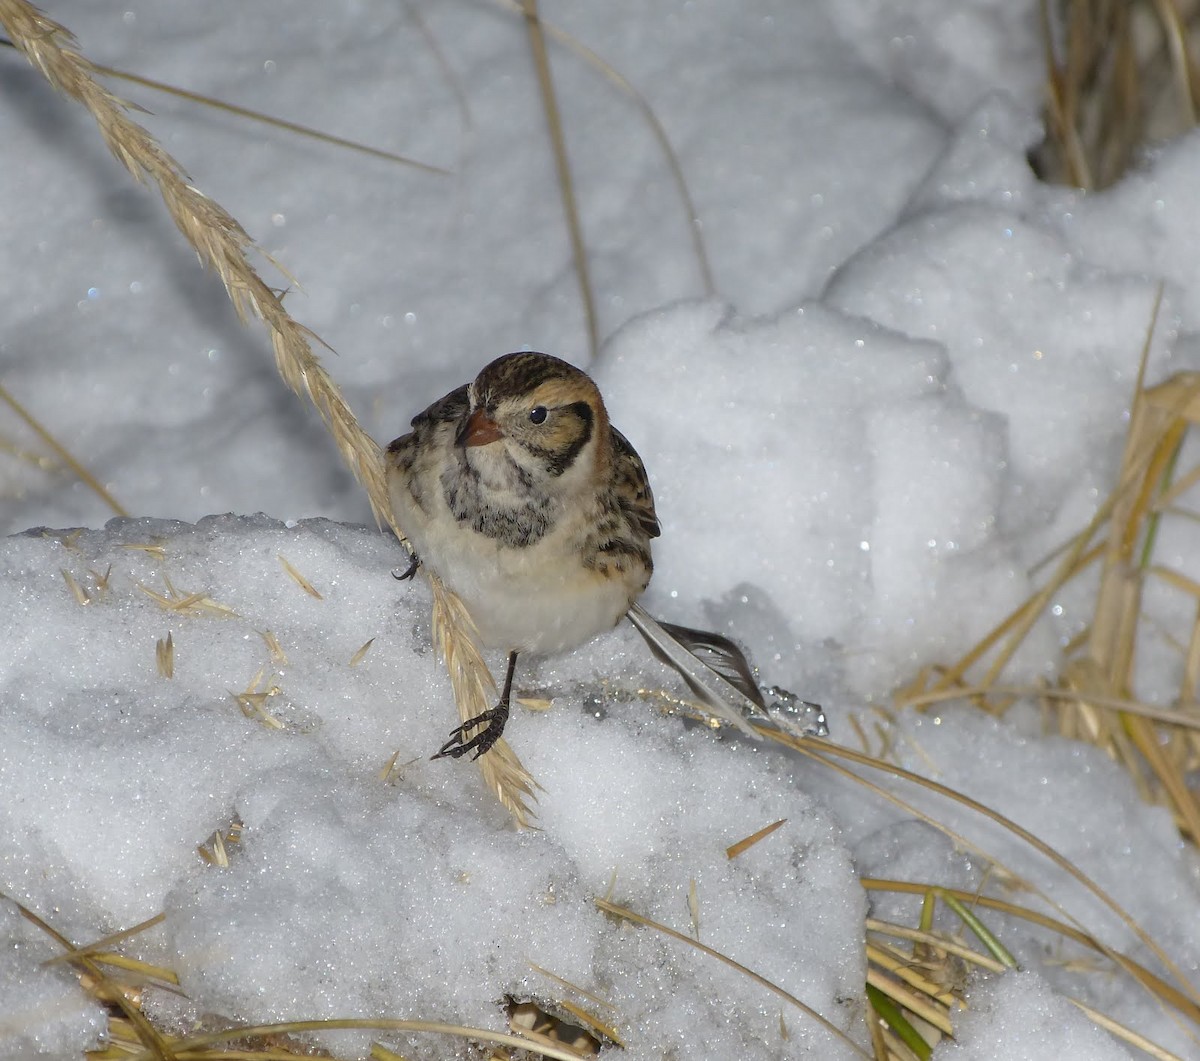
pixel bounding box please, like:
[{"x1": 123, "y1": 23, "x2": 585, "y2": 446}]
[{"x1": 529, "y1": 406, "x2": 548, "y2": 425}]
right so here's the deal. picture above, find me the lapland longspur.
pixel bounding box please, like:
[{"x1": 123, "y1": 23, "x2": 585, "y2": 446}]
[{"x1": 386, "y1": 351, "x2": 660, "y2": 759}]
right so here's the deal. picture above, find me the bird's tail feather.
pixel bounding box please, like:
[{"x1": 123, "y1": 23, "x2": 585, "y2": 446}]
[{"x1": 626, "y1": 602, "x2": 763, "y2": 739}]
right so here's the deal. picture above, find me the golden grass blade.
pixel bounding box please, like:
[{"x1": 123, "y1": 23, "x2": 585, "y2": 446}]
[
  {"x1": 89, "y1": 59, "x2": 450, "y2": 175},
  {"x1": 401, "y1": 0, "x2": 472, "y2": 131},
  {"x1": 259, "y1": 629, "x2": 289, "y2": 665},
  {"x1": 1037, "y1": 0, "x2": 1093, "y2": 188},
  {"x1": 594, "y1": 896, "x2": 873, "y2": 1058},
  {"x1": 520, "y1": 0, "x2": 598, "y2": 359},
  {"x1": 866, "y1": 1007, "x2": 890, "y2": 1061},
  {"x1": 41, "y1": 912, "x2": 168, "y2": 968},
  {"x1": 0, "y1": 434, "x2": 57, "y2": 471},
  {"x1": 774, "y1": 734, "x2": 1200, "y2": 1013},
  {"x1": 74, "y1": 951, "x2": 179, "y2": 986},
  {"x1": 349, "y1": 637, "x2": 375, "y2": 667},
  {"x1": 430, "y1": 575, "x2": 541, "y2": 826},
  {"x1": 60, "y1": 569, "x2": 90, "y2": 606},
  {"x1": 119, "y1": 1018, "x2": 590, "y2": 1061},
  {"x1": 491, "y1": 0, "x2": 715, "y2": 297},
  {"x1": 911, "y1": 532, "x2": 1102, "y2": 698},
  {"x1": 555, "y1": 997, "x2": 625, "y2": 1047},
  {"x1": 1067, "y1": 995, "x2": 1187, "y2": 1061},
  {"x1": 2, "y1": 892, "x2": 173, "y2": 1061},
  {"x1": 526, "y1": 961, "x2": 618, "y2": 1013},
  {"x1": 915, "y1": 292, "x2": 1200, "y2": 846},
  {"x1": 866, "y1": 943, "x2": 957, "y2": 1009},
  {"x1": 1084, "y1": 305, "x2": 1200, "y2": 842},
  {"x1": 155, "y1": 631, "x2": 174, "y2": 678},
  {"x1": 865, "y1": 966, "x2": 952, "y2": 1037},
  {"x1": 1152, "y1": 459, "x2": 1200, "y2": 512},
  {"x1": 277, "y1": 554, "x2": 323, "y2": 599},
  {"x1": 1148, "y1": 0, "x2": 1198, "y2": 126},
  {"x1": 904, "y1": 684, "x2": 1200, "y2": 732},
  {"x1": 0, "y1": 380, "x2": 128, "y2": 517},
  {"x1": 726, "y1": 817, "x2": 787, "y2": 859},
  {"x1": 865, "y1": 919, "x2": 1007, "y2": 974}
]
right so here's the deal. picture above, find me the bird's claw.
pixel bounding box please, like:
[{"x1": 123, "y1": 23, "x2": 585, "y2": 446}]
[
  {"x1": 431, "y1": 704, "x2": 510, "y2": 761},
  {"x1": 393, "y1": 551, "x2": 421, "y2": 581}
]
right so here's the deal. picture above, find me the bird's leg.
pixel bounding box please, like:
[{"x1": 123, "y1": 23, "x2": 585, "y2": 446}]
[
  {"x1": 432, "y1": 651, "x2": 518, "y2": 761},
  {"x1": 392, "y1": 549, "x2": 421, "y2": 581}
]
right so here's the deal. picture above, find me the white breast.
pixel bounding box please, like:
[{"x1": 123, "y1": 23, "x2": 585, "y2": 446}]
[{"x1": 389, "y1": 468, "x2": 634, "y2": 656}]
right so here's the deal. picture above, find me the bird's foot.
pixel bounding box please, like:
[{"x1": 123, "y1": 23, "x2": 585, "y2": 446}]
[
  {"x1": 393, "y1": 551, "x2": 421, "y2": 581},
  {"x1": 432, "y1": 703, "x2": 511, "y2": 761}
]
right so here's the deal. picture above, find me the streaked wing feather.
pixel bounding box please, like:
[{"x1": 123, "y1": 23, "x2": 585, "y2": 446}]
[{"x1": 610, "y1": 427, "x2": 660, "y2": 539}]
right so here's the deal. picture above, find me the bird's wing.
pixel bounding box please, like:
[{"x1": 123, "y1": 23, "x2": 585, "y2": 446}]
[
  {"x1": 610, "y1": 427, "x2": 661, "y2": 539},
  {"x1": 410, "y1": 382, "x2": 470, "y2": 430}
]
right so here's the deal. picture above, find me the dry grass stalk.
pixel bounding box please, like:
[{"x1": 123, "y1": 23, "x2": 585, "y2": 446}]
[
  {"x1": 1, "y1": 0, "x2": 512, "y2": 815},
  {"x1": 897, "y1": 286, "x2": 1200, "y2": 846},
  {"x1": 0, "y1": 433, "x2": 58, "y2": 472},
  {"x1": 1067, "y1": 996, "x2": 1187, "y2": 1061},
  {"x1": 115, "y1": 1018, "x2": 590, "y2": 1061},
  {"x1": 278, "y1": 553, "x2": 324, "y2": 598},
  {"x1": 259, "y1": 629, "x2": 289, "y2": 665},
  {"x1": 0, "y1": 379, "x2": 128, "y2": 517},
  {"x1": 725, "y1": 817, "x2": 787, "y2": 859},
  {"x1": 89, "y1": 58, "x2": 449, "y2": 174},
  {"x1": 155, "y1": 631, "x2": 174, "y2": 678},
  {"x1": 137, "y1": 574, "x2": 238, "y2": 618},
  {"x1": 197, "y1": 818, "x2": 243, "y2": 867},
  {"x1": 0, "y1": 0, "x2": 395, "y2": 539},
  {"x1": 492, "y1": 0, "x2": 715, "y2": 297},
  {"x1": 1036, "y1": 0, "x2": 1200, "y2": 188},
  {"x1": 60, "y1": 568, "x2": 90, "y2": 606},
  {"x1": 431, "y1": 576, "x2": 541, "y2": 826},
  {"x1": 551, "y1": 998, "x2": 621, "y2": 1049},
  {"x1": 593, "y1": 896, "x2": 873, "y2": 1059},
  {"x1": 918, "y1": 374, "x2": 1200, "y2": 840},
  {"x1": 120, "y1": 541, "x2": 167, "y2": 561},
  {"x1": 695, "y1": 712, "x2": 1200, "y2": 1051},
  {"x1": 3, "y1": 891, "x2": 173, "y2": 1058},
  {"x1": 231, "y1": 664, "x2": 285, "y2": 730},
  {"x1": 520, "y1": 0, "x2": 598, "y2": 359}
]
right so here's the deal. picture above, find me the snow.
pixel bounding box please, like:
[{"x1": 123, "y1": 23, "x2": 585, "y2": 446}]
[
  {"x1": 936, "y1": 971, "x2": 1136, "y2": 1061},
  {"x1": 2, "y1": 0, "x2": 1199, "y2": 1058}
]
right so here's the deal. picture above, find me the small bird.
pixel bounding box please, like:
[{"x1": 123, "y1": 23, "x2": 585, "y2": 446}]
[{"x1": 386, "y1": 351, "x2": 661, "y2": 759}]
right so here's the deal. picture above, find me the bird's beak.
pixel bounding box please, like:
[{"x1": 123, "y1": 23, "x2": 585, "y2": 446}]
[{"x1": 457, "y1": 407, "x2": 504, "y2": 448}]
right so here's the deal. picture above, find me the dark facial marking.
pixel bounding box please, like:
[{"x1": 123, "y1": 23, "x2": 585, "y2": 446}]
[{"x1": 522, "y1": 400, "x2": 594, "y2": 477}]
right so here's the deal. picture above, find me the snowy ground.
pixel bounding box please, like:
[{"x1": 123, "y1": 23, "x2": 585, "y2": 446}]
[{"x1": 3, "y1": 1, "x2": 1200, "y2": 1058}]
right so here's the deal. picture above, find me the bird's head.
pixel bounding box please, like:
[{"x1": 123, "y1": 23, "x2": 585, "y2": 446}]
[{"x1": 458, "y1": 352, "x2": 611, "y2": 487}]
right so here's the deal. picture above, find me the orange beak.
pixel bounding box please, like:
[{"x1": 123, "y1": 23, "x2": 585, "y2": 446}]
[{"x1": 458, "y1": 407, "x2": 504, "y2": 448}]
